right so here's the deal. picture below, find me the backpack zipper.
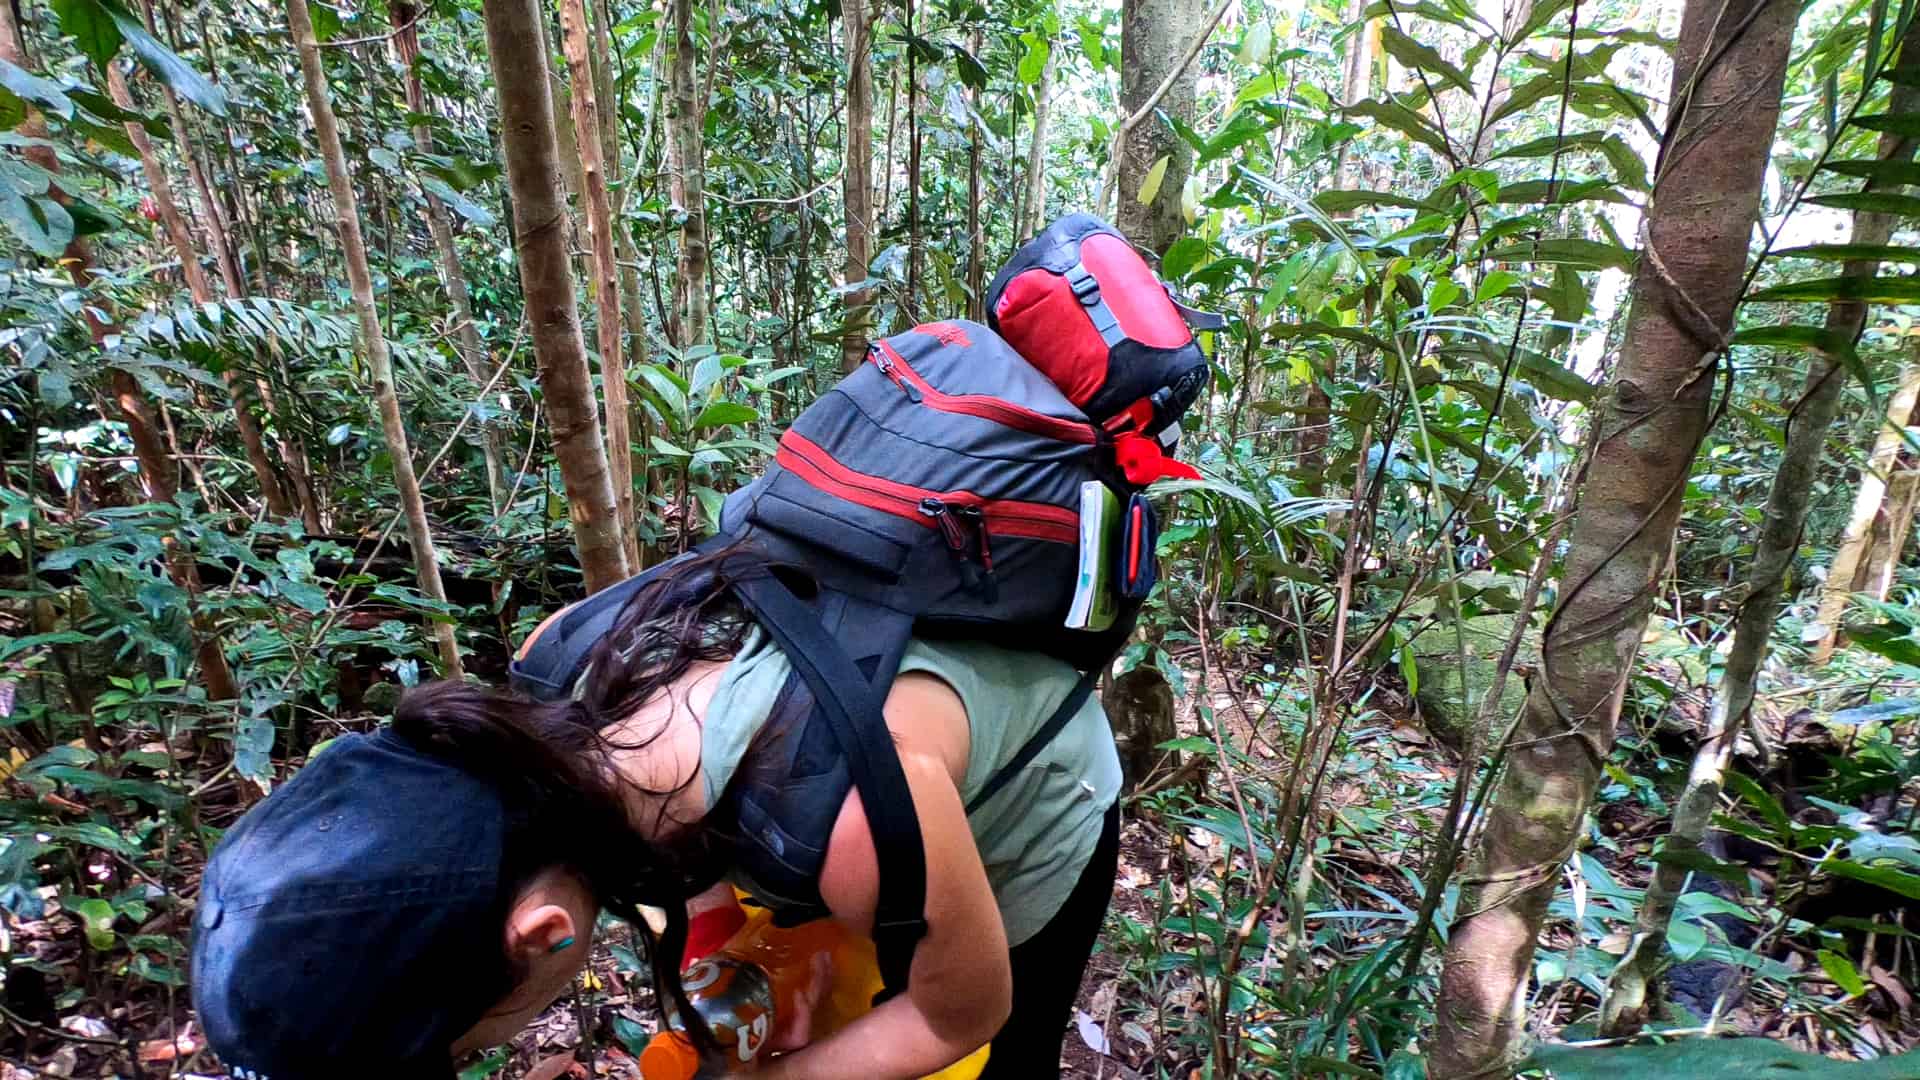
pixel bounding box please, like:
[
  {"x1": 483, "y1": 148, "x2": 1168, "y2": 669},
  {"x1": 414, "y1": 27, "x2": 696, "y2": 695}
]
[
  {"x1": 777, "y1": 431, "x2": 1079, "y2": 545},
  {"x1": 871, "y1": 341, "x2": 1096, "y2": 445}
]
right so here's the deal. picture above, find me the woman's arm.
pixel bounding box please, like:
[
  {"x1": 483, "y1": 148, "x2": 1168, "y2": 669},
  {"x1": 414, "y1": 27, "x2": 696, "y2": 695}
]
[{"x1": 758, "y1": 680, "x2": 1010, "y2": 1080}]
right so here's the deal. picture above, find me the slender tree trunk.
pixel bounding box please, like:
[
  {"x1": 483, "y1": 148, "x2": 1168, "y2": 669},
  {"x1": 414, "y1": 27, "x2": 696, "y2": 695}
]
[
  {"x1": 839, "y1": 0, "x2": 877, "y2": 373},
  {"x1": 0, "y1": 8, "x2": 237, "y2": 701},
  {"x1": 107, "y1": 66, "x2": 292, "y2": 521},
  {"x1": 479, "y1": 0, "x2": 632, "y2": 593},
  {"x1": 905, "y1": 0, "x2": 922, "y2": 317},
  {"x1": 965, "y1": 27, "x2": 985, "y2": 322},
  {"x1": 390, "y1": 0, "x2": 511, "y2": 518},
  {"x1": 1335, "y1": 0, "x2": 1375, "y2": 189},
  {"x1": 667, "y1": 0, "x2": 711, "y2": 346},
  {"x1": 288, "y1": 0, "x2": 463, "y2": 676},
  {"x1": 1865, "y1": 465, "x2": 1920, "y2": 594},
  {"x1": 1117, "y1": 0, "x2": 1204, "y2": 256},
  {"x1": 881, "y1": 63, "x2": 899, "y2": 235},
  {"x1": 559, "y1": 0, "x2": 639, "y2": 568},
  {"x1": 1599, "y1": 23, "x2": 1920, "y2": 1033},
  {"x1": 1021, "y1": 39, "x2": 1057, "y2": 242},
  {"x1": 1430, "y1": 0, "x2": 1795, "y2": 1071},
  {"x1": 1814, "y1": 360, "x2": 1920, "y2": 662}
]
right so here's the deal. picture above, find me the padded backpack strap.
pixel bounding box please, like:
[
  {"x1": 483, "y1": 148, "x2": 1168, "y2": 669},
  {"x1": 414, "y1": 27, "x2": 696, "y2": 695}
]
[
  {"x1": 1064, "y1": 262, "x2": 1128, "y2": 348},
  {"x1": 729, "y1": 572, "x2": 929, "y2": 1002},
  {"x1": 1169, "y1": 294, "x2": 1227, "y2": 332}
]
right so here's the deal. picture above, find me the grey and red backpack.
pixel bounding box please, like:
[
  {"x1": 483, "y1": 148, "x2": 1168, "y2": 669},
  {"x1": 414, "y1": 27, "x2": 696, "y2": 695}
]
[{"x1": 510, "y1": 214, "x2": 1219, "y2": 998}]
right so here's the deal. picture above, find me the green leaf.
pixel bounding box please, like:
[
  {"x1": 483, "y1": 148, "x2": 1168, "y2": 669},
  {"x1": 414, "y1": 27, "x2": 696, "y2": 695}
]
[
  {"x1": 1161, "y1": 236, "x2": 1207, "y2": 279},
  {"x1": 1853, "y1": 111, "x2": 1920, "y2": 138},
  {"x1": 1668, "y1": 916, "x2": 1707, "y2": 960},
  {"x1": 74, "y1": 897, "x2": 116, "y2": 950},
  {"x1": 1527, "y1": 1038, "x2": 1920, "y2": 1077},
  {"x1": 420, "y1": 175, "x2": 495, "y2": 227},
  {"x1": 1495, "y1": 178, "x2": 1631, "y2": 205},
  {"x1": 1485, "y1": 238, "x2": 1634, "y2": 271},
  {"x1": 106, "y1": 0, "x2": 225, "y2": 115},
  {"x1": 1345, "y1": 99, "x2": 1452, "y2": 157},
  {"x1": 691, "y1": 401, "x2": 758, "y2": 430},
  {"x1": 50, "y1": 0, "x2": 125, "y2": 72},
  {"x1": 0, "y1": 58, "x2": 74, "y2": 119},
  {"x1": 1016, "y1": 33, "x2": 1048, "y2": 85},
  {"x1": 1379, "y1": 25, "x2": 1472, "y2": 93},
  {"x1": 1312, "y1": 189, "x2": 1437, "y2": 213},
  {"x1": 1476, "y1": 269, "x2": 1520, "y2": 302},
  {"x1": 66, "y1": 194, "x2": 119, "y2": 236},
  {"x1": 1650, "y1": 845, "x2": 1750, "y2": 885},
  {"x1": 1136, "y1": 155, "x2": 1170, "y2": 206},
  {"x1": 1818, "y1": 949, "x2": 1868, "y2": 997},
  {"x1": 1775, "y1": 243, "x2": 1920, "y2": 263},
  {"x1": 1822, "y1": 157, "x2": 1920, "y2": 187},
  {"x1": 1821, "y1": 857, "x2": 1920, "y2": 900},
  {"x1": 1730, "y1": 324, "x2": 1872, "y2": 402},
  {"x1": 1806, "y1": 191, "x2": 1920, "y2": 217},
  {"x1": 0, "y1": 186, "x2": 74, "y2": 257},
  {"x1": 1237, "y1": 20, "x2": 1273, "y2": 66},
  {"x1": 1746, "y1": 274, "x2": 1920, "y2": 304},
  {"x1": 0, "y1": 87, "x2": 24, "y2": 131},
  {"x1": 1724, "y1": 770, "x2": 1792, "y2": 839}
]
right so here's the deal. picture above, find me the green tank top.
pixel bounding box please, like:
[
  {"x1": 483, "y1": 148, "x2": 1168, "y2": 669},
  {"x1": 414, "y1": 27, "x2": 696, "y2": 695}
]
[{"x1": 699, "y1": 629, "x2": 1122, "y2": 946}]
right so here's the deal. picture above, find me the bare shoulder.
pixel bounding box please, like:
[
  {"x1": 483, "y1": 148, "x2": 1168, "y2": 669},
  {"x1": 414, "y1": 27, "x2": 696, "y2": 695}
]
[{"x1": 885, "y1": 671, "x2": 970, "y2": 787}]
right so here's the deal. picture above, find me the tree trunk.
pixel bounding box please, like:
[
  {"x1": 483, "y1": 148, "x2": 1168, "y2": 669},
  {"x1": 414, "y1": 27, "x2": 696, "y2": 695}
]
[
  {"x1": 1865, "y1": 467, "x2": 1920, "y2": 595},
  {"x1": 1430, "y1": 0, "x2": 1796, "y2": 1071},
  {"x1": 1599, "y1": 20, "x2": 1920, "y2": 1033},
  {"x1": 107, "y1": 65, "x2": 292, "y2": 522},
  {"x1": 1335, "y1": 0, "x2": 1375, "y2": 189},
  {"x1": 288, "y1": 0, "x2": 463, "y2": 676},
  {"x1": 965, "y1": 29, "x2": 985, "y2": 322},
  {"x1": 839, "y1": 0, "x2": 877, "y2": 373},
  {"x1": 1021, "y1": 38, "x2": 1057, "y2": 242},
  {"x1": 667, "y1": 0, "x2": 711, "y2": 347},
  {"x1": 1117, "y1": 0, "x2": 1203, "y2": 256},
  {"x1": 391, "y1": 0, "x2": 511, "y2": 518},
  {"x1": 1813, "y1": 360, "x2": 1920, "y2": 662},
  {"x1": 905, "y1": 0, "x2": 922, "y2": 317},
  {"x1": 0, "y1": 7, "x2": 237, "y2": 702},
  {"x1": 479, "y1": 0, "x2": 632, "y2": 593},
  {"x1": 559, "y1": 0, "x2": 638, "y2": 568}
]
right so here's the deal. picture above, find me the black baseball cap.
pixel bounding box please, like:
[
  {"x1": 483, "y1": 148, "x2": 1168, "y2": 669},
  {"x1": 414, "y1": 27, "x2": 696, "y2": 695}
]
[{"x1": 191, "y1": 727, "x2": 517, "y2": 1079}]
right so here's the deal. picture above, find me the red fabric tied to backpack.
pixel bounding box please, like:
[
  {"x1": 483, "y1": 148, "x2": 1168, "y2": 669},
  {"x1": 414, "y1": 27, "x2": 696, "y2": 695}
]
[{"x1": 986, "y1": 214, "x2": 1223, "y2": 476}]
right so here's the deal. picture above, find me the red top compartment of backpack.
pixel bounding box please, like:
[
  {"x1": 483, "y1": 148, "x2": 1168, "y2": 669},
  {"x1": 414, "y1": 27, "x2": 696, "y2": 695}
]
[{"x1": 986, "y1": 213, "x2": 1222, "y2": 443}]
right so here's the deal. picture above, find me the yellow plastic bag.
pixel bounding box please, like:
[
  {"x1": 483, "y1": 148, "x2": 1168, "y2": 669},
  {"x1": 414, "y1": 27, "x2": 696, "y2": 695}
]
[{"x1": 735, "y1": 897, "x2": 989, "y2": 1079}]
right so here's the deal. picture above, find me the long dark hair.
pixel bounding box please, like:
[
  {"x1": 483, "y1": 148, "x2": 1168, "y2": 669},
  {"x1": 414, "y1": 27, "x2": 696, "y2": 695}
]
[{"x1": 392, "y1": 544, "x2": 766, "y2": 1055}]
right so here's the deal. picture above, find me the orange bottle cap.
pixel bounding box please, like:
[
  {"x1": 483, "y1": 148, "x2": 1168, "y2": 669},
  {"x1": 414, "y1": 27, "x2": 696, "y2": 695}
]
[{"x1": 639, "y1": 1032, "x2": 700, "y2": 1080}]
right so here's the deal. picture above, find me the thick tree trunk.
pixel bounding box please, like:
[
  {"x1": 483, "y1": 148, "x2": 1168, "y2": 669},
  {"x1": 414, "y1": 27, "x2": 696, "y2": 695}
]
[
  {"x1": 1020, "y1": 40, "x2": 1056, "y2": 242},
  {"x1": 839, "y1": 0, "x2": 877, "y2": 373},
  {"x1": 1600, "y1": 24, "x2": 1920, "y2": 1033},
  {"x1": 479, "y1": 0, "x2": 631, "y2": 593},
  {"x1": 559, "y1": 0, "x2": 638, "y2": 568},
  {"x1": 391, "y1": 1, "x2": 511, "y2": 518},
  {"x1": 288, "y1": 0, "x2": 463, "y2": 676},
  {"x1": 0, "y1": 8, "x2": 237, "y2": 702},
  {"x1": 107, "y1": 66, "x2": 291, "y2": 522},
  {"x1": 1430, "y1": 0, "x2": 1795, "y2": 1072},
  {"x1": 667, "y1": 0, "x2": 711, "y2": 347},
  {"x1": 1813, "y1": 360, "x2": 1920, "y2": 662},
  {"x1": 1117, "y1": 0, "x2": 1203, "y2": 256}
]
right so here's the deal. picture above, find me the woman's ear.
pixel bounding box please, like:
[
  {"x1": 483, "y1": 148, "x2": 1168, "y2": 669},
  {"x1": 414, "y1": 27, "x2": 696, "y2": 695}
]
[{"x1": 505, "y1": 900, "x2": 579, "y2": 966}]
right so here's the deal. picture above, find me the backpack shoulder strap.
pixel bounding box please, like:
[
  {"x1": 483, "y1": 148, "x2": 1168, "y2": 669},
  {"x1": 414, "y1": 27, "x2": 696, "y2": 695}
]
[
  {"x1": 729, "y1": 571, "x2": 928, "y2": 1002},
  {"x1": 965, "y1": 666, "x2": 1101, "y2": 815}
]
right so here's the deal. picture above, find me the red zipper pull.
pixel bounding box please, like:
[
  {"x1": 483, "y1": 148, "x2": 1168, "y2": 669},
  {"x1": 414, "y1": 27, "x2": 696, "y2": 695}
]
[
  {"x1": 920, "y1": 498, "x2": 967, "y2": 551},
  {"x1": 954, "y1": 505, "x2": 994, "y2": 572}
]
